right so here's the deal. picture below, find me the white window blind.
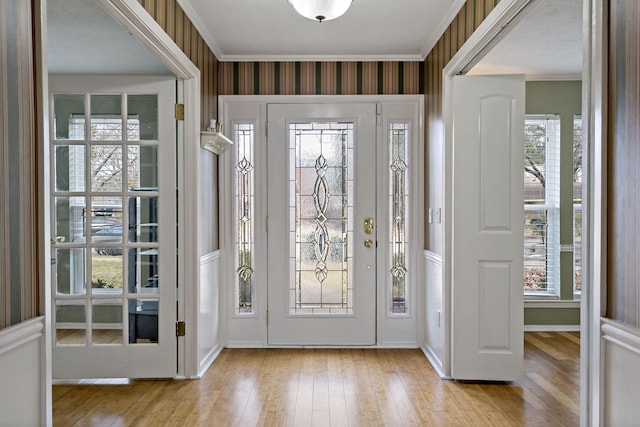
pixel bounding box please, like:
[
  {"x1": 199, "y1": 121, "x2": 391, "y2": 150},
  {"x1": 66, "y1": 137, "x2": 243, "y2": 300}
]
[
  {"x1": 524, "y1": 115, "x2": 560, "y2": 296},
  {"x1": 573, "y1": 115, "x2": 583, "y2": 296}
]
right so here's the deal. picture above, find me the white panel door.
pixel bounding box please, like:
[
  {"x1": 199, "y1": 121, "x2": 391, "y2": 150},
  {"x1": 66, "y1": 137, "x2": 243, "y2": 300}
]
[
  {"x1": 50, "y1": 76, "x2": 177, "y2": 378},
  {"x1": 451, "y1": 75, "x2": 525, "y2": 381},
  {"x1": 267, "y1": 103, "x2": 377, "y2": 345}
]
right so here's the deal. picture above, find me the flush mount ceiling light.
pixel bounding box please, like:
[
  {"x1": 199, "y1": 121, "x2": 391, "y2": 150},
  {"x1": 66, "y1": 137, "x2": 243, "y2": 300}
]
[{"x1": 288, "y1": 0, "x2": 353, "y2": 23}]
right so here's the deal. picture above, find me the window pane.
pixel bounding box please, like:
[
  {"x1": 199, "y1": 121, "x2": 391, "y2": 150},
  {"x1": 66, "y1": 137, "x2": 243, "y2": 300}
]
[
  {"x1": 54, "y1": 145, "x2": 85, "y2": 192},
  {"x1": 573, "y1": 116, "x2": 582, "y2": 295},
  {"x1": 91, "y1": 145, "x2": 123, "y2": 192},
  {"x1": 91, "y1": 250, "x2": 123, "y2": 294},
  {"x1": 54, "y1": 196, "x2": 86, "y2": 244},
  {"x1": 389, "y1": 123, "x2": 409, "y2": 314},
  {"x1": 524, "y1": 122, "x2": 547, "y2": 203},
  {"x1": 127, "y1": 95, "x2": 158, "y2": 141},
  {"x1": 523, "y1": 116, "x2": 560, "y2": 296},
  {"x1": 127, "y1": 248, "x2": 159, "y2": 295},
  {"x1": 55, "y1": 300, "x2": 86, "y2": 345},
  {"x1": 55, "y1": 248, "x2": 86, "y2": 295},
  {"x1": 524, "y1": 209, "x2": 548, "y2": 292},
  {"x1": 127, "y1": 196, "x2": 158, "y2": 243},
  {"x1": 573, "y1": 116, "x2": 583, "y2": 201},
  {"x1": 128, "y1": 145, "x2": 158, "y2": 190},
  {"x1": 234, "y1": 123, "x2": 255, "y2": 314},
  {"x1": 129, "y1": 298, "x2": 158, "y2": 343},
  {"x1": 54, "y1": 94, "x2": 85, "y2": 140},
  {"x1": 91, "y1": 299, "x2": 123, "y2": 344},
  {"x1": 90, "y1": 95, "x2": 122, "y2": 141},
  {"x1": 91, "y1": 197, "x2": 123, "y2": 245}
]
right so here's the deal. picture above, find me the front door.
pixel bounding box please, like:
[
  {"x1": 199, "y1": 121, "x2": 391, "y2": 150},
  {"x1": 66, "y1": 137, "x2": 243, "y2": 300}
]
[
  {"x1": 267, "y1": 104, "x2": 377, "y2": 345},
  {"x1": 49, "y1": 76, "x2": 177, "y2": 378}
]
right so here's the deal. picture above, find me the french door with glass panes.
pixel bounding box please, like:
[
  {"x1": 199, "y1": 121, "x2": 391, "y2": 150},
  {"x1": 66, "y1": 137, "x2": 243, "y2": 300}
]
[
  {"x1": 49, "y1": 76, "x2": 177, "y2": 378},
  {"x1": 217, "y1": 100, "x2": 416, "y2": 347}
]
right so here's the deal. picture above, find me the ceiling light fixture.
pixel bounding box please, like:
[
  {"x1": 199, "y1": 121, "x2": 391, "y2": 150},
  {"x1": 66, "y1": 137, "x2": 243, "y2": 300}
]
[{"x1": 288, "y1": 0, "x2": 353, "y2": 23}]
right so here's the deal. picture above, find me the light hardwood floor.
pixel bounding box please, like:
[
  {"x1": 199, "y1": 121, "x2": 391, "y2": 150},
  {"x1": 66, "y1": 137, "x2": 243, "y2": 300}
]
[{"x1": 52, "y1": 332, "x2": 579, "y2": 426}]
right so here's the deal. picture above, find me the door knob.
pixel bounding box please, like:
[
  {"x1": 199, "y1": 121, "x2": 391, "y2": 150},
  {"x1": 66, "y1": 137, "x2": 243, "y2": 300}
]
[
  {"x1": 364, "y1": 239, "x2": 373, "y2": 248},
  {"x1": 364, "y1": 218, "x2": 374, "y2": 234}
]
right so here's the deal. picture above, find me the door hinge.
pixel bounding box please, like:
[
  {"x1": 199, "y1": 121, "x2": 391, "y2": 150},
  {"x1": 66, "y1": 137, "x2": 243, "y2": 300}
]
[
  {"x1": 266, "y1": 311, "x2": 269, "y2": 326},
  {"x1": 376, "y1": 103, "x2": 382, "y2": 126},
  {"x1": 174, "y1": 103, "x2": 185, "y2": 121},
  {"x1": 176, "y1": 321, "x2": 186, "y2": 337},
  {"x1": 265, "y1": 216, "x2": 269, "y2": 232}
]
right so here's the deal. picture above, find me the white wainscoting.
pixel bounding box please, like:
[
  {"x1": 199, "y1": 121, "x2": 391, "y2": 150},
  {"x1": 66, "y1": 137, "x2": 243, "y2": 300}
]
[
  {"x1": 423, "y1": 250, "x2": 447, "y2": 378},
  {"x1": 602, "y1": 320, "x2": 640, "y2": 426},
  {"x1": 0, "y1": 316, "x2": 47, "y2": 427},
  {"x1": 197, "y1": 251, "x2": 222, "y2": 377}
]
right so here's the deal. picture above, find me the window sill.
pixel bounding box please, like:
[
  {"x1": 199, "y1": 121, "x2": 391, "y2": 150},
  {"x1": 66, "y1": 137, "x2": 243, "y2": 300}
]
[
  {"x1": 524, "y1": 300, "x2": 581, "y2": 309},
  {"x1": 524, "y1": 292, "x2": 559, "y2": 301}
]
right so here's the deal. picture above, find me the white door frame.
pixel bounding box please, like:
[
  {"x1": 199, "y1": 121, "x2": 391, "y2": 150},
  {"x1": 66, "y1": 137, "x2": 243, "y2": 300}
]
[
  {"x1": 38, "y1": 0, "x2": 202, "y2": 379},
  {"x1": 219, "y1": 95, "x2": 424, "y2": 348},
  {"x1": 582, "y1": 0, "x2": 606, "y2": 424}
]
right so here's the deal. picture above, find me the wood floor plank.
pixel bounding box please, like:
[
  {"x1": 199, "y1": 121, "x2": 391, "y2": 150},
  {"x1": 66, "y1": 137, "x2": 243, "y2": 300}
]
[{"x1": 53, "y1": 333, "x2": 580, "y2": 426}]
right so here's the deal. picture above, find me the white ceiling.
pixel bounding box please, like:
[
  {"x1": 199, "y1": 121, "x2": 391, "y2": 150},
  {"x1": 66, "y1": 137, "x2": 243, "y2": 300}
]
[
  {"x1": 47, "y1": 0, "x2": 171, "y2": 74},
  {"x1": 178, "y1": 0, "x2": 465, "y2": 61},
  {"x1": 470, "y1": 0, "x2": 583, "y2": 79},
  {"x1": 47, "y1": 0, "x2": 583, "y2": 79}
]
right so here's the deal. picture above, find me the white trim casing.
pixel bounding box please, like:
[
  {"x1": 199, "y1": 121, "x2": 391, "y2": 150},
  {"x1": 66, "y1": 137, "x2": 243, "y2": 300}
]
[
  {"x1": 35, "y1": 0, "x2": 52, "y2": 423},
  {"x1": 582, "y1": 0, "x2": 607, "y2": 425}
]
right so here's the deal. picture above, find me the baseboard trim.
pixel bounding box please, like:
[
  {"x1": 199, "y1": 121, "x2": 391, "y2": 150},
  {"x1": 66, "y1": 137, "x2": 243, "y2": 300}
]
[
  {"x1": 421, "y1": 345, "x2": 450, "y2": 379},
  {"x1": 195, "y1": 343, "x2": 223, "y2": 379},
  {"x1": 524, "y1": 324, "x2": 581, "y2": 332}
]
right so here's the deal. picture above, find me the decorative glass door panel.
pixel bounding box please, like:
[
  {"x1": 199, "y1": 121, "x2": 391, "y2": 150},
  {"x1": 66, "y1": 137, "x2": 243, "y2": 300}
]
[
  {"x1": 267, "y1": 104, "x2": 377, "y2": 345},
  {"x1": 50, "y1": 76, "x2": 176, "y2": 378},
  {"x1": 290, "y1": 123, "x2": 354, "y2": 314}
]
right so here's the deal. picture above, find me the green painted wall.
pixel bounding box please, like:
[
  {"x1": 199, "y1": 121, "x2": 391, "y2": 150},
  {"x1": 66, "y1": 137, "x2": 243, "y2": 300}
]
[
  {"x1": 525, "y1": 80, "x2": 581, "y2": 325},
  {"x1": 525, "y1": 307, "x2": 580, "y2": 326}
]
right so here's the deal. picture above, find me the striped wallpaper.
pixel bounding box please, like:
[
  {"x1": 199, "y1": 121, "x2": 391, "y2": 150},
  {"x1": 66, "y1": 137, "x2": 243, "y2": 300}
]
[
  {"x1": 137, "y1": 0, "x2": 220, "y2": 249},
  {"x1": 0, "y1": 0, "x2": 38, "y2": 329},
  {"x1": 137, "y1": 0, "x2": 218, "y2": 130},
  {"x1": 608, "y1": 0, "x2": 640, "y2": 329},
  {"x1": 218, "y1": 61, "x2": 424, "y2": 96},
  {"x1": 423, "y1": 0, "x2": 501, "y2": 251}
]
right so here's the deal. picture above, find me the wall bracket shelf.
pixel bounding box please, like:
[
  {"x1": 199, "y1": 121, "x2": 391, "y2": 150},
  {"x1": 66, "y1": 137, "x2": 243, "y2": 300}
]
[{"x1": 200, "y1": 131, "x2": 233, "y2": 154}]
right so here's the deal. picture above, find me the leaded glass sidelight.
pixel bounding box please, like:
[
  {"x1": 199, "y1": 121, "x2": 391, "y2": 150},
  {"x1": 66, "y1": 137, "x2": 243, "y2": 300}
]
[
  {"x1": 234, "y1": 123, "x2": 255, "y2": 314},
  {"x1": 289, "y1": 122, "x2": 353, "y2": 314},
  {"x1": 389, "y1": 123, "x2": 409, "y2": 314}
]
